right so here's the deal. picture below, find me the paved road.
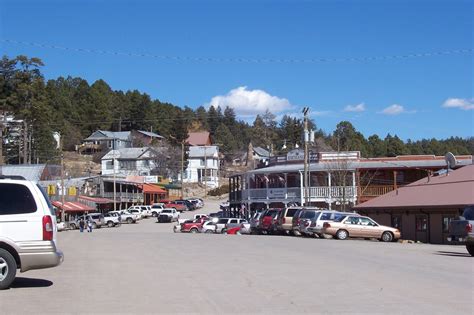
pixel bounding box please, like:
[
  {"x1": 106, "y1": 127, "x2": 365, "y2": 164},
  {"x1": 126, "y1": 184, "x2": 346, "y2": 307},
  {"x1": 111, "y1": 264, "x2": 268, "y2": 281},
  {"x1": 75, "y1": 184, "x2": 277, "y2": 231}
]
[{"x1": 1, "y1": 199, "x2": 472, "y2": 314}]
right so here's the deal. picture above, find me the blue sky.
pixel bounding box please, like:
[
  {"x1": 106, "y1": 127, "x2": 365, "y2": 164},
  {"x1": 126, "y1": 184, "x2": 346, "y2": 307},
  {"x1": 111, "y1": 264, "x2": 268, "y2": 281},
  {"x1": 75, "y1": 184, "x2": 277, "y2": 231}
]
[{"x1": 1, "y1": 0, "x2": 473, "y2": 140}]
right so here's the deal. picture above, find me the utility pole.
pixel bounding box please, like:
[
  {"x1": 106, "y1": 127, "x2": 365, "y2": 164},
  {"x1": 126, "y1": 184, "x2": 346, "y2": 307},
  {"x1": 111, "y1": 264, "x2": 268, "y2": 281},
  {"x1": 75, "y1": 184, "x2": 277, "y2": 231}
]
[
  {"x1": 204, "y1": 146, "x2": 207, "y2": 197},
  {"x1": 303, "y1": 107, "x2": 309, "y2": 206},
  {"x1": 60, "y1": 133, "x2": 65, "y2": 223},
  {"x1": 181, "y1": 141, "x2": 184, "y2": 199},
  {"x1": 113, "y1": 145, "x2": 117, "y2": 212},
  {"x1": 0, "y1": 111, "x2": 4, "y2": 165}
]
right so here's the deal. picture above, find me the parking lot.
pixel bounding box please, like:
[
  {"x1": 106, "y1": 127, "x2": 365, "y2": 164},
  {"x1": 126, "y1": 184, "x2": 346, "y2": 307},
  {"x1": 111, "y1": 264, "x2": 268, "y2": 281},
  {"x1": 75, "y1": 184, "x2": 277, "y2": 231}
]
[{"x1": 0, "y1": 199, "x2": 472, "y2": 314}]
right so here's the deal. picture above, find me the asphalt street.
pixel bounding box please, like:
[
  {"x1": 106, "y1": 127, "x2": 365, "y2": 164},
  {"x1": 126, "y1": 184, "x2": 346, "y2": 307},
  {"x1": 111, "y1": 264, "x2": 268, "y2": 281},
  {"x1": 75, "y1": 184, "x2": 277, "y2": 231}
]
[{"x1": 0, "y1": 199, "x2": 472, "y2": 314}]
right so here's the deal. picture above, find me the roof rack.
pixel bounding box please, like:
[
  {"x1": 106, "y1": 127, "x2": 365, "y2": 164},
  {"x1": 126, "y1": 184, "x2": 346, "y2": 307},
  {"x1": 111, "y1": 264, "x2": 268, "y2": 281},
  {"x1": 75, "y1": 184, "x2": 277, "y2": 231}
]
[{"x1": 0, "y1": 175, "x2": 26, "y2": 180}]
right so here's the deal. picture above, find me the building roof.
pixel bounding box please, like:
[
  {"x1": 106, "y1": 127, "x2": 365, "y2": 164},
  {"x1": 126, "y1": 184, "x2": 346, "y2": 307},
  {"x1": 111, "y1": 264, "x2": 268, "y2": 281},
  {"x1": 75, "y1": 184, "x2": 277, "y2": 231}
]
[
  {"x1": 354, "y1": 164, "x2": 474, "y2": 210},
  {"x1": 52, "y1": 201, "x2": 95, "y2": 212},
  {"x1": 102, "y1": 147, "x2": 153, "y2": 160},
  {"x1": 136, "y1": 130, "x2": 164, "y2": 139},
  {"x1": 0, "y1": 164, "x2": 46, "y2": 182},
  {"x1": 188, "y1": 146, "x2": 218, "y2": 158},
  {"x1": 245, "y1": 155, "x2": 473, "y2": 175},
  {"x1": 186, "y1": 131, "x2": 211, "y2": 146},
  {"x1": 254, "y1": 147, "x2": 270, "y2": 157},
  {"x1": 85, "y1": 130, "x2": 131, "y2": 141},
  {"x1": 141, "y1": 183, "x2": 167, "y2": 194},
  {"x1": 78, "y1": 195, "x2": 115, "y2": 204}
]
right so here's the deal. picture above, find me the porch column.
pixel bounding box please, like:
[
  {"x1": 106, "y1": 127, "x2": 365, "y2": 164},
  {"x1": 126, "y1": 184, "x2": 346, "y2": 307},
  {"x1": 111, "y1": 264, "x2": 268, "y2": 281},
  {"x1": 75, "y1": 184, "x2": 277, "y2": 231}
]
[
  {"x1": 284, "y1": 173, "x2": 288, "y2": 199},
  {"x1": 352, "y1": 171, "x2": 356, "y2": 206},
  {"x1": 393, "y1": 170, "x2": 398, "y2": 190},
  {"x1": 328, "y1": 171, "x2": 332, "y2": 210},
  {"x1": 299, "y1": 171, "x2": 304, "y2": 206},
  {"x1": 265, "y1": 173, "x2": 269, "y2": 201},
  {"x1": 119, "y1": 183, "x2": 123, "y2": 210}
]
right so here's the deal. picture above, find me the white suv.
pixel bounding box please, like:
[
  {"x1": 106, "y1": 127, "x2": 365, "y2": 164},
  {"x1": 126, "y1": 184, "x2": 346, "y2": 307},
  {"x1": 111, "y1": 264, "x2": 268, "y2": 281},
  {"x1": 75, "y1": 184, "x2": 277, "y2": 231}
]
[{"x1": 0, "y1": 176, "x2": 64, "y2": 289}]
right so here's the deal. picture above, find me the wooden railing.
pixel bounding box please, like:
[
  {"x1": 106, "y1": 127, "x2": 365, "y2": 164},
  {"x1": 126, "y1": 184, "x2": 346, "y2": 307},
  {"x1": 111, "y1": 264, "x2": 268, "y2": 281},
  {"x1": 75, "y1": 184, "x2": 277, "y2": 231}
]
[{"x1": 358, "y1": 185, "x2": 394, "y2": 197}]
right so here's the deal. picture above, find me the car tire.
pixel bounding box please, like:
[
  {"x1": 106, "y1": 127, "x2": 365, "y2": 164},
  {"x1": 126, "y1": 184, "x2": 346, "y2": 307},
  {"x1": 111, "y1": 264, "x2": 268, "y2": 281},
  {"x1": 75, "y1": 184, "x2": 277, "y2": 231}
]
[
  {"x1": 152, "y1": 212, "x2": 158, "y2": 217},
  {"x1": 221, "y1": 228, "x2": 227, "y2": 234},
  {"x1": 381, "y1": 231, "x2": 393, "y2": 242},
  {"x1": 107, "y1": 221, "x2": 114, "y2": 228},
  {"x1": 205, "y1": 229, "x2": 214, "y2": 234},
  {"x1": 336, "y1": 229, "x2": 349, "y2": 240},
  {"x1": 92, "y1": 223, "x2": 98, "y2": 229},
  {"x1": 173, "y1": 226, "x2": 179, "y2": 233},
  {"x1": 466, "y1": 244, "x2": 474, "y2": 256},
  {"x1": 69, "y1": 223, "x2": 77, "y2": 230},
  {"x1": 317, "y1": 233, "x2": 324, "y2": 238},
  {"x1": 0, "y1": 249, "x2": 17, "y2": 290},
  {"x1": 190, "y1": 228, "x2": 198, "y2": 234},
  {"x1": 127, "y1": 218, "x2": 133, "y2": 224}
]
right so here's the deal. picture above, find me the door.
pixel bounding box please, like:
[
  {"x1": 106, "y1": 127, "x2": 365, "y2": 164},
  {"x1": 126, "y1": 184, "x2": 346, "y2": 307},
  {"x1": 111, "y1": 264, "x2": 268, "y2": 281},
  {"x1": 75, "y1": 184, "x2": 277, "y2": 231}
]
[
  {"x1": 344, "y1": 216, "x2": 363, "y2": 237},
  {"x1": 415, "y1": 215, "x2": 429, "y2": 243}
]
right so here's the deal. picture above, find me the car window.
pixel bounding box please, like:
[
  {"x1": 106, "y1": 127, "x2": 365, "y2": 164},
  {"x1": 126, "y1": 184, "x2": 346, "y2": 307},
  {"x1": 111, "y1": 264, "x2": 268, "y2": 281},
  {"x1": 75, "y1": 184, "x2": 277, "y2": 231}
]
[
  {"x1": 302, "y1": 211, "x2": 316, "y2": 219},
  {"x1": 320, "y1": 212, "x2": 333, "y2": 220},
  {"x1": 0, "y1": 183, "x2": 37, "y2": 215},
  {"x1": 286, "y1": 209, "x2": 298, "y2": 217},
  {"x1": 230, "y1": 219, "x2": 238, "y2": 223}
]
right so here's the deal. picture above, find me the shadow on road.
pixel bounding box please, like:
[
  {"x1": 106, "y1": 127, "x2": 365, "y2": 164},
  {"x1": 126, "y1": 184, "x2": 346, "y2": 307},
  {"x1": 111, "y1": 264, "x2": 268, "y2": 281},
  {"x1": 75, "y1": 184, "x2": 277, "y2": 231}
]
[
  {"x1": 434, "y1": 251, "x2": 471, "y2": 258},
  {"x1": 10, "y1": 277, "x2": 53, "y2": 289}
]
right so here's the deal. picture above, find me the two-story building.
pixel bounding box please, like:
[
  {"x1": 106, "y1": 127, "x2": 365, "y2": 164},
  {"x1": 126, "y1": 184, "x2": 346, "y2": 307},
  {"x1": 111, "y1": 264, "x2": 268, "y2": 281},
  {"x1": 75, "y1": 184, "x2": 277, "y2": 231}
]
[
  {"x1": 183, "y1": 146, "x2": 220, "y2": 188},
  {"x1": 228, "y1": 150, "x2": 473, "y2": 218},
  {"x1": 78, "y1": 130, "x2": 163, "y2": 154},
  {"x1": 101, "y1": 147, "x2": 159, "y2": 177}
]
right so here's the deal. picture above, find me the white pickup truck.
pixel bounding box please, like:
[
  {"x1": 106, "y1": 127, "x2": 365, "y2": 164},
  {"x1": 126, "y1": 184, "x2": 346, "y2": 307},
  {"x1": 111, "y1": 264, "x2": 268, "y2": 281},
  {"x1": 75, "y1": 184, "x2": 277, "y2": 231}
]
[
  {"x1": 103, "y1": 212, "x2": 121, "y2": 227},
  {"x1": 108, "y1": 210, "x2": 138, "y2": 224},
  {"x1": 157, "y1": 208, "x2": 180, "y2": 223}
]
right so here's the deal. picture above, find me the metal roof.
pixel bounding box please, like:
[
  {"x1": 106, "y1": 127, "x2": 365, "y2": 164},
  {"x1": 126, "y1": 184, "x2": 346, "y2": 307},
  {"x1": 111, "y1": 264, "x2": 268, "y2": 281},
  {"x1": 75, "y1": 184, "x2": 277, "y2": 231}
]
[
  {"x1": 102, "y1": 147, "x2": 152, "y2": 160},
  {"x1": 136, "y1": 130, "x2": 164, "y2": 139},
  {"x1": 354, "y1": 164, "x2": 474, "y2": 209},
  {"x1": 254, "y1": 147, "x2": 270, "y2": 157},
  {"x1": 85, "y1": 130, "x2": 131, "y2": 141},
  {"x1": 0, "y1": 164, "x2": 46, "y2": 182},
  {"x1": 244, "y1": 157, "x2": 472, "y2": 175},
  {"x1": 188, "y1": 146, "x2": 218, "y2": 158}
]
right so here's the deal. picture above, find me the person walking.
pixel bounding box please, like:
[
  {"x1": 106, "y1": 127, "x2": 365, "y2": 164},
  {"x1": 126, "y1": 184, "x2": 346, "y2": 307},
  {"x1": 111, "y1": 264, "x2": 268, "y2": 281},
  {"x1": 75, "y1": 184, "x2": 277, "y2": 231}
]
[
  {"x1": 79, "y1": 218, "x2": 85, "y2": 233},
  {"x1": 87, "y1": 218, "x2": 93, "y2": 233}
]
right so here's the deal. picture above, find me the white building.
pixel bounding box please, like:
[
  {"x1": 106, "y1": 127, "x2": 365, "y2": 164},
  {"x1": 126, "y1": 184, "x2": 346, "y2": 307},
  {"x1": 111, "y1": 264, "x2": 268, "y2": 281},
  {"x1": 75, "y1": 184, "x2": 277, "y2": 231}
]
[
  {"x1": 184, "y1": 146, "x2": 219, "y2": 188},
  {"x1": 101, "y1": 147, "x2": 158, "y2": 177}
]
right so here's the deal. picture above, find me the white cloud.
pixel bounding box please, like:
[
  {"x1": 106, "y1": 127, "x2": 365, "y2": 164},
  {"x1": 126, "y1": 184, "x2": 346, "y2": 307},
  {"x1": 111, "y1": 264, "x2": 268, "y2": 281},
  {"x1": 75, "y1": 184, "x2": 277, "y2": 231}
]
[
  {"x1": 381, "y1": 104, "x2": 406, "y2": 115},
  {"x1": 207, "y1": 86, "x2": 292, "y2": 116},
  {"x1": 344, "y1": 103, "x2": 366, "y2": 112},
  {"x1": 442, "y1": 98, "x2": 474, "y2": 111}
]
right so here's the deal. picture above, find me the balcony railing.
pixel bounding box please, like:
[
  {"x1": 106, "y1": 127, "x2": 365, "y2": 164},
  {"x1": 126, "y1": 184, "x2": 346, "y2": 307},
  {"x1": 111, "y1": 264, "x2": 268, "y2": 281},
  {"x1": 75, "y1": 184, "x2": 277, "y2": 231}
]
[
  {"x1": 103, "y1": 192, "x2": 143, "y2": 202},
  {"x1": 239, "y1": 186, "x2": 356, "y2": 201},
  {"x1": 358, "y1": 185, "x2": 394, "y2": 197}
]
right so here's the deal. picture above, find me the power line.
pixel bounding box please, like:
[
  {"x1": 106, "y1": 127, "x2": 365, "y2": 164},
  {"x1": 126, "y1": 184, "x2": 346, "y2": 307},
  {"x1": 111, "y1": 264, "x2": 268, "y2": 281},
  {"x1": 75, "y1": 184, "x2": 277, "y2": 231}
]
[{"x1": 2, "y1": 39, "x2": 473, "y2": 64}]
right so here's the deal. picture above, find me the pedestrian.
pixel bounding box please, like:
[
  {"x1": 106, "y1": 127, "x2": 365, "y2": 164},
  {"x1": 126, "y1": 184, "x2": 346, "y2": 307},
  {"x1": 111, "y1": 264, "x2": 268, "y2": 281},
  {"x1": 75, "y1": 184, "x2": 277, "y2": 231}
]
[
  {"x1": 79, "y1": 218, "x2": 85, "y2": 233},
  {"x1": 87, "y1": 218, "x2": 93, "y2": 233}
]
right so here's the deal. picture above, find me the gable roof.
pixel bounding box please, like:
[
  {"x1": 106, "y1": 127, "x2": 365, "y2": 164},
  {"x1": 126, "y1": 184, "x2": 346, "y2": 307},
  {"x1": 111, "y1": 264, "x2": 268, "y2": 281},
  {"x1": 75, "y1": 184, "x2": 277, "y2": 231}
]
[
  {"x1": 354, "y1": 164, "x2": 474, "y2": 210},
  {"x1": 186, "y1": 131, "x2": 212, "y2": 146},
  {"x1": 0, "y1": 164, "x2": 47, "y2": 182},
  {"x1": 102, "y1": 147, "x2": 155, "y2": 160},
  {"x1": 188, "y1": 146, "x2": 218, "y2": 158},
  {"x1": 254, "y1": 147, "x2": 270, "y2": 157},
  {"x1": 136, "y1": 130, "x2": 164, "y2": 139},
  {"x1": 85, "y1": 130, "x2": 131, "y2": 141}
]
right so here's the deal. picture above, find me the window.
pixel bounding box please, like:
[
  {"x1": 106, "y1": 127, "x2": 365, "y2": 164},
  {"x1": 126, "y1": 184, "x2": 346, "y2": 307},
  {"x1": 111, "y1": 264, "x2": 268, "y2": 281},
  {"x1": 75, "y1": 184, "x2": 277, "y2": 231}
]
[
  {"x1": 416, "y1": 216, "x2": 428, "y2": 232},
  {"x1": 392, "y1": 215, "x2": 402, "y2": 230},
  {"x1": 442, "y1": 216, "x2": 453, "y2": 233},
  {"x1": 320, "y1": 213, "x2": 332, "y2": 220},
  {"x1": 286, "y1": 209, "x2": 298, "y2": 217},
  {"x1": 0, "y1": 183, "x2": 37, "y2": 215},
  {"x1": 106, "y1": 161, "x2": 114, "y2": 170}
]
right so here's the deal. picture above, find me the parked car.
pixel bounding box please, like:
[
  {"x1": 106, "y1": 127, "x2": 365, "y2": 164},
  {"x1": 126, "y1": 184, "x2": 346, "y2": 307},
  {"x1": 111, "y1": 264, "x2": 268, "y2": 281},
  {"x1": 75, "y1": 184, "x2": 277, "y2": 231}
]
[
  {"x1": 200, "y1": 221, "x2": 217, "y2": 234},
  {"x1": 128, "y1": 205, "x2": 152, "y2": 218},
  {"x1": 223, "y1": 218, "x2": 248, "y2": 234},
  {"x1": 209, "y1": 211, "x2": 224, "y2": 223},
  {"x1": 249, "y1": 211, "x2": 264, "y2": 234},
  {"x1": 240, "y1": 221, "x2": 252, "y2": 234},
  {"x1": 165, "y1": 202, "x2": 187, "y2": 213},
  {"x1": 174, "y1": 199, "x2": 195, "y2": 211},
  {"x1": 108, "y1": 210, "x2": 138, "y2": 224},
  {"x1": 291, "y1": 208, "x2": 320, "y2": 236},
  {"x1": 224, "y1": 226, "x2": 242, "y2": 235},
  {"x1": 70, "y1": 213, "x2": 105, "y2": 229},
  {"x1": 321, "y1": 215, "x2": 401, "y2": 242},
  {"x1": 188, "y1": 198, "x2": 204, "y2": 208},
  {"x1": 259, "y1": 209, "x2": 283, "y2": 234},
  {"x1": 275, "y1": 207, "x2": 301, "y2": 234},
  {"x1": 151, "y1": 203, "x2": 165, "y2": 217},
  {"x1": 157, "y1": 208, "x2": 180, "y2": 223},
  {"x1": 297, "y1": 209, "x2": 322, "y2": 236},
  {"x1": 214, "y1": 218, "x2": 232, "y2": 233},
  {"x1": 103, "y1": 212, "x2": 121, "y2": 227},
  {"x1": 447, "y1": 206, "x2": 474, "y2": 256},
  {"x1": 180, "y1": 217, "x2": 208, "y2": 233},
  {"x1": 193, "y1": 214, "x2": 208, "y2": 220},
  {"x1": 0, "y1": 176, "x2": 64, "y2": 289},
  {"x1": 307, "y1": 210, "x2": 359, "y2": 237}
]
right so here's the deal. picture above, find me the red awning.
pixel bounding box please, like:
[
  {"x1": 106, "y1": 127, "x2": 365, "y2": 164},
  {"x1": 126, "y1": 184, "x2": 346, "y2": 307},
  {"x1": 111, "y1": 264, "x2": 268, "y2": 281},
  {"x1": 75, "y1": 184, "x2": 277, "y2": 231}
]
[
  {"x1": 52, "y1": 201, "x2": 95, "y2": 212},
  {"x1": 141, "y1": 184, "x2": 167, "y2": 194}
]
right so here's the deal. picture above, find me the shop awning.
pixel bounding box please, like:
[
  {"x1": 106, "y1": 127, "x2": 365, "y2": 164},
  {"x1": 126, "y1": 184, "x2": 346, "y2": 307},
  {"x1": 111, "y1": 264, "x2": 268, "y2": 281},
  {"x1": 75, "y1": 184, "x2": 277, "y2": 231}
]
[
  {"x1": 141, "y1": 184, "x2": 167, "y2": 194},
  {"x1": 52, "y1": 201, "x2": 95, "y2": 212}
]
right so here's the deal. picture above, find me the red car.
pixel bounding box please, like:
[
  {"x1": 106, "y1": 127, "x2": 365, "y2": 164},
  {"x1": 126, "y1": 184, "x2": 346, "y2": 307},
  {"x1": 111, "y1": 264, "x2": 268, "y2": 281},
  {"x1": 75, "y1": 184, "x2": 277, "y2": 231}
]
[
  {"x1": 223, "y1": 226, "x2": 242, "y2": 235},
  {"x1": 180, "y1": 217, "x2": 208, "y2": 233},
  {"x1": 259, "y1": 209, "x2": 283, "y2": 234},
  {"x1": 165, "y1": 202, "x2": 187, "y2": 212}
]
